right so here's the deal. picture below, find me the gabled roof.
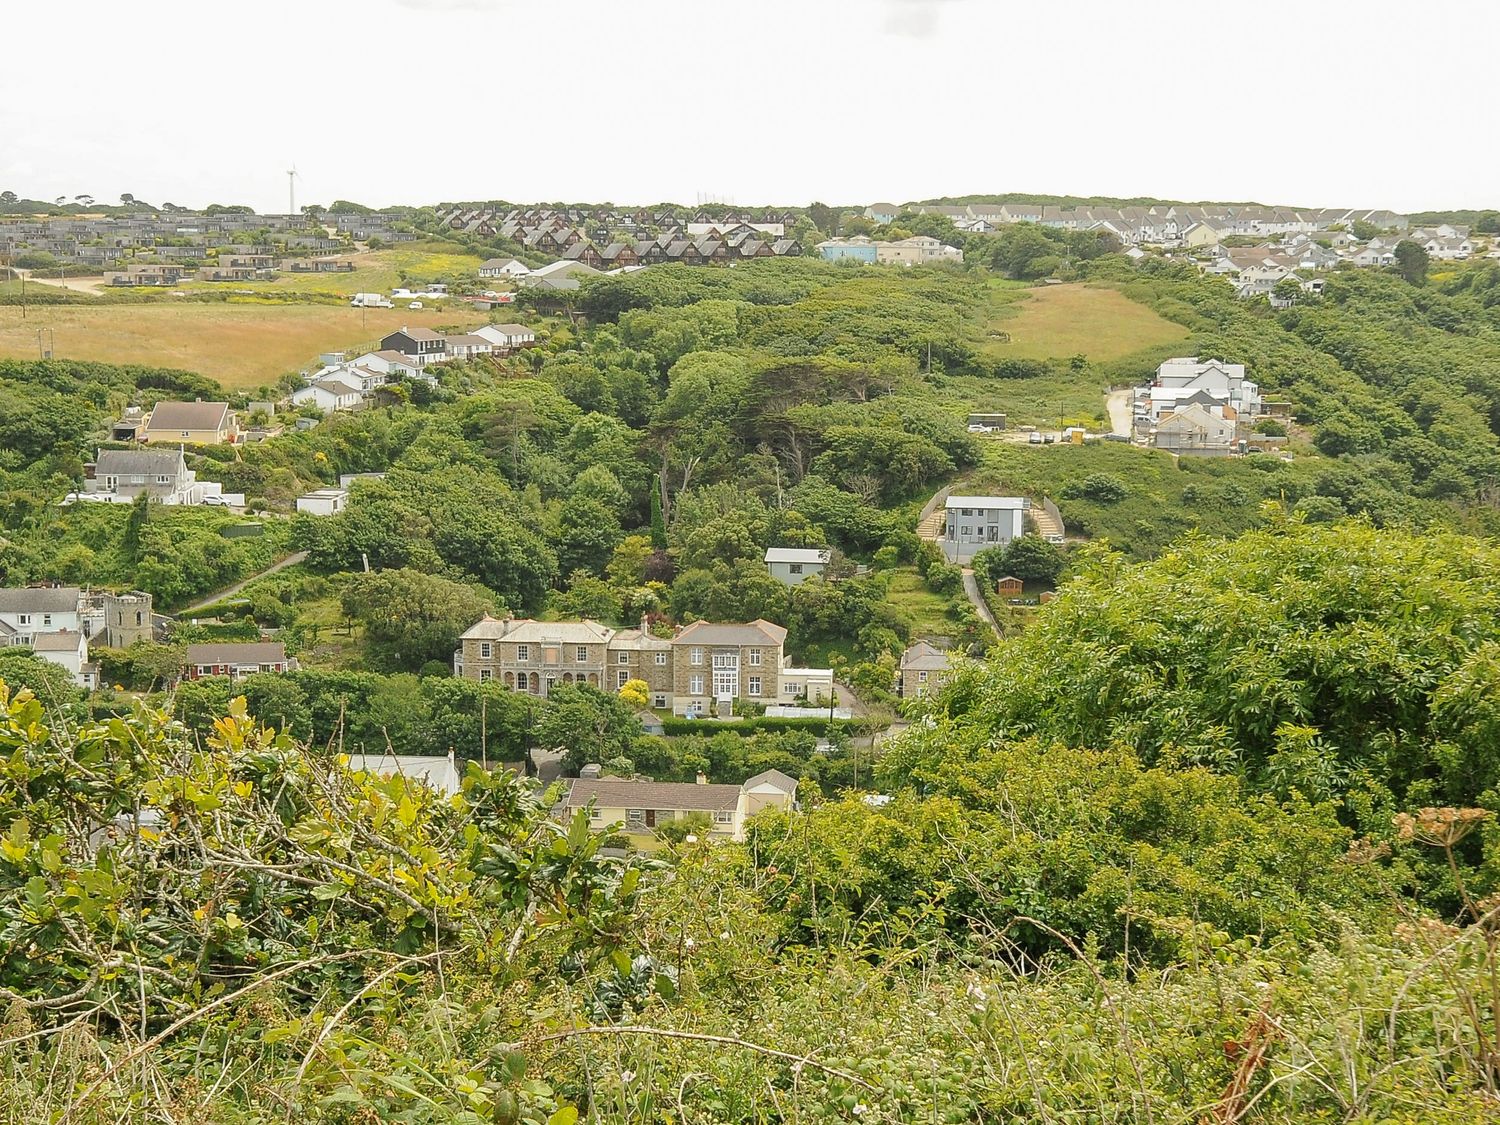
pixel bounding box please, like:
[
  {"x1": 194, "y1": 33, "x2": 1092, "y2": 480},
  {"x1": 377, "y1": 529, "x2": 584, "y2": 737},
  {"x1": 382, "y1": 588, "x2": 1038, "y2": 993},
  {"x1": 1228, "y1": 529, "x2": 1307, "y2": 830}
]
[
  {"x1": 387, "y1": 326, "x2": 443, "y2": 342},
  {"x1": 94, "y1": 448, "x2": 186, "y2": 476},
  {"x1": 185, "y1": 642, "x2": 287, "y2": 664},
  {"x1": 945, "y1": 495, "x2": 1027, "y2": 509},
  {"x1": 31, "y1": 630, "x2": 85, "y2": 653},
  {"x1": 743, "y1": 768, "x2": 798, "y2": 794},
  {"x1": 674, "y1": 620, "x2": 787, "y2": 647},
  {"x1": 146, "y1": 401, "x2": 231, "y2": 432},
  {"x1": 560, "y1": 777, "x2": 742, "y2": 812},
  {"x1": 900, "y1": 641, "x2": 950, "y2": 671},
  {"x1": 0, "y1": 586, "x2": 82, "y2": 614}
]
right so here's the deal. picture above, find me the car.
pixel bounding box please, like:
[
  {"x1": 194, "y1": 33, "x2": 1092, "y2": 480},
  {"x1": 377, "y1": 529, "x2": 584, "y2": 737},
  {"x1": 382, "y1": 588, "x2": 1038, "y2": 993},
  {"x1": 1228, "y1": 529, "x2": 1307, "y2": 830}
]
[
  {"x1": 408, "y1": 300, "x2": 424, "y2": 309},
  {"x1": 1043, "y1": 434, "x2": 1056, "y2": 444},
  {"x1": 199, "y1": 495, "x2": 230, "y2": 507},
  {"x1": 1028, "y1": 431, "x2": 1044, "y2": 444}
]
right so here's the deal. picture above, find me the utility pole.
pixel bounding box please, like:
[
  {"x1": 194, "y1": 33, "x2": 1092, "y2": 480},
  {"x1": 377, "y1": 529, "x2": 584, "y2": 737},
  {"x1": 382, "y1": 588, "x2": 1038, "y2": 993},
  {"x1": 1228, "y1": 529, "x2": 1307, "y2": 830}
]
[{"x1": 286, "y1": 166, "x2": 297, "y2": 218}]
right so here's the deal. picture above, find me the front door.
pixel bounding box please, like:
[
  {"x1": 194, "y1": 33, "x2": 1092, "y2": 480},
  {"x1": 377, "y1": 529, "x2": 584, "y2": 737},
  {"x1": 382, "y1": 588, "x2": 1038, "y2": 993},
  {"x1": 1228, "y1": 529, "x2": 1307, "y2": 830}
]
[{"x1": 645, "y1": 810, "x2": 657, "y2": 828}]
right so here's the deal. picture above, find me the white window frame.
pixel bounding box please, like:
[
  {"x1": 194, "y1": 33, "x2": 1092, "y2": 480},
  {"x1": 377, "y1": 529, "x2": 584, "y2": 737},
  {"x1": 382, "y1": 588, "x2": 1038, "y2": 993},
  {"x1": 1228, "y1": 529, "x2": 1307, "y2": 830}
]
[
  {"x1": 516, "y1": 644, "x2": 529, "y2": 662},
  {"x1": 618, "y1": 652, "x2": 629, "y2": 665},
  {"x1": 689, "y1": 675, "x2": 704, "y2": 695},
  {"x1": 576, "y1": 646, "x2": 588, "y2": 663},
  {"x1": 690, "y1": 647, "x2": 703, "y2": 666},
  {"x1": 748, "y1": 676, "x2": 761, "y2": 696},
  {"x1": 655, "y1": 652, "x2": 667, "y2": 666},
  {"x1": 748, "y1": 650, "x2": 761, "y2": 667},
  {"x1": 626, "y1": 809, "x2": 645, "y2": 828},
  {"x1": 17, "y1": 614, "x2": 30, "y2": 626},
  {"x1": 617, "y1": 670, "x2": 629, "y2": 688},
  {"x1": 479, "y1": 668, "x2": 492, "y2": 682},
  {"x1": 479, "y1": 642, "x2": 492, "y2": 659},
  {"x1": 713, "y1": 810, "x2": 733, "y2": 825}
]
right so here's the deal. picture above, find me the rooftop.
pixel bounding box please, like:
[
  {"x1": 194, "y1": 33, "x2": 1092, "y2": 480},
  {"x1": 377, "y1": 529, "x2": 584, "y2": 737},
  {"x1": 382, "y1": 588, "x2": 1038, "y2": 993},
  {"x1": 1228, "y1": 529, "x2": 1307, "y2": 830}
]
[
  {"x1": 185, "y1": 642, "x2": 287, "y2": 664},
  {"x1": 145, "y1": 401, "x2": 231, "y2": 432}
]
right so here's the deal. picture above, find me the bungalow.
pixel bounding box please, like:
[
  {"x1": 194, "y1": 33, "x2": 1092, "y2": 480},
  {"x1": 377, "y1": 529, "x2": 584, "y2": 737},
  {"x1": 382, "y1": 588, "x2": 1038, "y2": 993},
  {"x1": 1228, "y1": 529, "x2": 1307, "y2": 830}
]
[
  {"x1": 478, "y1": 257, "x2": 530, "y2": 279},
  {"x1": 296, "y1": 488, "x2": 349, "y2": 516},
  {"x1": 556, "y1": 769, "x2": 797, "y2": 843},
  {"x1": 764, "y1": 547, "x2": 830, "y2": 586},
  {"x1": 140, "y1": 400, "x2": 237, "y2": 445},
  {"x1": 103, "y1": 264, "x2": 190, "y2": 287},
  {"x1": 471, "y1": 323, "x2": 537, "y2": 352},
  {"x1": 863, "y1": 203, "x2": 900, "y2": 224},
  {"x1": 441, "y1": 334, "x2": 495, "y2": 359},
  {"x1": 290, "y1": 374, "x2": 364, "y2": 413},
  {"x1": 183, "y1": 642, "x2": 294, "y2": 681}
]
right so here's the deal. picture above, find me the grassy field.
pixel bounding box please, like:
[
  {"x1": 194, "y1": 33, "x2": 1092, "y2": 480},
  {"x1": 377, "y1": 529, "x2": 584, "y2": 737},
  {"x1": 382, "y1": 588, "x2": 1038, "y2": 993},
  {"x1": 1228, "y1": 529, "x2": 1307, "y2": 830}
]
[
  {"x1": 172, "y1": 242, "x2": 486, "y2": 297},
  {"x1": 977, "y1": 282, "x2": 1189, "y2": 364},
  {"x1": 882, "y1": 567, "x2": 965, "y2": 639},
  {"x1": 0, "y1": 302, "x2": 482, "y2": 390}
]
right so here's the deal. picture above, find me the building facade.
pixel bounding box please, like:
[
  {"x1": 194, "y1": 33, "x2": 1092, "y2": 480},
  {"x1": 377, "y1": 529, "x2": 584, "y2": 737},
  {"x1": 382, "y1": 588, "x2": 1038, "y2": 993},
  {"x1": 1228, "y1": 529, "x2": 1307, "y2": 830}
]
[{"x1": 942, "y1": 496, "x2": 1029, "y2": 562}]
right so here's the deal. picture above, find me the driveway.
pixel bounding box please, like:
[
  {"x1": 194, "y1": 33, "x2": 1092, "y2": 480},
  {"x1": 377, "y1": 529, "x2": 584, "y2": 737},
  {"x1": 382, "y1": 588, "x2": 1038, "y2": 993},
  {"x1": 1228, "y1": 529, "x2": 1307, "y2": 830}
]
[
  {"x1": 177, "y1": 550, "x2": 308, "y2": 615},
  {"x1": 1106, "y1": 387, "x2": 1133, "y2": 436},
  {"x1": 961, "y1": 568, "x2": 1000, "y2": 638}
]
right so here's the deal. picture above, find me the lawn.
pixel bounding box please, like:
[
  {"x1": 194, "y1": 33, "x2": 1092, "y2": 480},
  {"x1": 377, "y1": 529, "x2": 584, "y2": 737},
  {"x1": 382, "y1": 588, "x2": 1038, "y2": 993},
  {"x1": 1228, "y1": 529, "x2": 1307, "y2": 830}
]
[
  {"x1": 171, "y1": 242, "x2": 486, "y2": 297},
  {"x1": 977, "y1": 282, "x2": 1189, "y2": 364},
  {"x1": 882, "y1": 567, "x2": 964, "y2": 640},
  {"x1": 0, "y1": 302, "x2": 483, "y2": 390}
]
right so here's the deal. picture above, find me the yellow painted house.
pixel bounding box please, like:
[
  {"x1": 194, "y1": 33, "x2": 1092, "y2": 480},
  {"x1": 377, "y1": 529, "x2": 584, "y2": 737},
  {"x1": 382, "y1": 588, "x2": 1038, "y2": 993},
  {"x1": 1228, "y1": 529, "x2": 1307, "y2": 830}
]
[
  {"x1": 140, "y1": 400, "x2": 238, "y2": 445},
  {"x1": 557, "y1": 769, "x2": 798, "y2": 842}
]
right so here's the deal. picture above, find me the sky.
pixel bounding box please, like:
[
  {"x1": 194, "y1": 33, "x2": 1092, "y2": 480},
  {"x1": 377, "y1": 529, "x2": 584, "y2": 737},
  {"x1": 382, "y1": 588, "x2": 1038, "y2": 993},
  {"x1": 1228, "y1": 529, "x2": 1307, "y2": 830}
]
[{"x1": 3, "y1": 0, "x2": 1498, "y2": 214}]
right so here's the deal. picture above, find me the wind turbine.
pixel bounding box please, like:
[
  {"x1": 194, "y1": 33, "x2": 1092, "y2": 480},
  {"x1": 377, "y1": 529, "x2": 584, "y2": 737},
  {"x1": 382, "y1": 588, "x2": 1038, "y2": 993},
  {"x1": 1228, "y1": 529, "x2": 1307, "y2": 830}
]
[{"x1": 286, "y1": 165, "x2": 298, "y2": 217}]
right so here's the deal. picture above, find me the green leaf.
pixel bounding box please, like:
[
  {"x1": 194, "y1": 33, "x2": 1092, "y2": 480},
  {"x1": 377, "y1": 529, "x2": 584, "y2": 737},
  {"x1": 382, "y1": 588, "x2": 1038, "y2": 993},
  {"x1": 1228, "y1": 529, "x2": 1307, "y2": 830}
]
[{"x1": 547, "y1": 1107, "x2": 579, "y2": 1125}]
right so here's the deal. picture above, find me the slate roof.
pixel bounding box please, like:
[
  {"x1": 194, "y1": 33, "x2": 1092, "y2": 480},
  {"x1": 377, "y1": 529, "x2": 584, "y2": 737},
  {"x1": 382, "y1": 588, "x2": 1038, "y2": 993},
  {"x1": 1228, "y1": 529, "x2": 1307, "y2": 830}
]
[
  {"x1": 94, "y1": 449, "x2": 185, "y2": 476},
  {"x1": 185, "y1": 642, "x2": 287, "y2": 665},
  {"x1": 0, "y1": 587, "x2": 82, "y2": 614},
  {"x1": 560, "y1": 778, "x2": 743, "y2": 812},
  {"x1": 31, "y1": 631, "x2": 85, "y2": 653},
  {"x1": 674, "y1": 620, "x2": 787, "y2": 647}
]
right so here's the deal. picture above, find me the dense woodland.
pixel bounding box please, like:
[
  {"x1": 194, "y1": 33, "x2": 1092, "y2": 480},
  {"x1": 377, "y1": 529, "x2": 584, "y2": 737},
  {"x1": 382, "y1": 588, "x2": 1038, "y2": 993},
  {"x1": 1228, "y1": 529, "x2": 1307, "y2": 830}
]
[{"x1": 6, "y1": 246, "x2": 1500, "y2": 1119}]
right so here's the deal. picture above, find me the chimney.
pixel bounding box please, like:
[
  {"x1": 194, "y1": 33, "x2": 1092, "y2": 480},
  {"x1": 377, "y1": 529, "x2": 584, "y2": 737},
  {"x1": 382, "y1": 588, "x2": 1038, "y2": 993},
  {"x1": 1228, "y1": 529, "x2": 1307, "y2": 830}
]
[{"x1": 696, "y1": 772, "x2": 708, "y2": 785}]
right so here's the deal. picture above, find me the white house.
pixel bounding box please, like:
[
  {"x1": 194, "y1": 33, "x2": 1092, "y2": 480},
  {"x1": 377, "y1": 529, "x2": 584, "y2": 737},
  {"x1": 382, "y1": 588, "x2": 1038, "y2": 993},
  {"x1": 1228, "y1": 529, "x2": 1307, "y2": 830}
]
[
  {"x1": 1150, "y1": 402, "x2": 1238, "y2": 455},
  {"x1": 0, "y1": 586, "x2": 83, "y2": 647},
  {"x1": 291, "y1": 375, "x2": 364, "y2": 413},
  {"x1": 776, "y1": 667, "x2": 834, "y2": 706},
  {"x1": 556, "y1": 769, "x2": 797, "y2": 843},
  {"x1": 942, "y1": 496, "x2": 1028, "y2": 562},
  {"x1": 75, "y1": 450, "x2": 241, "y2": 508},
  {"x1": 345, "y1": 752, "x2": 463, "y2": 797},
  {"x1": 764, "y1": 547, "x2": 830, "y2": 585},
  {"x1": 478, "y1": 258, "x2": 530, "y2": 279},
  {"x1": 296, "y1": 488, "x2": 349, "y2": 516},
  {"x1": 471, "y1": 323, "x2": 538, "y2": 352},
  {"x1": 1147, "y1": 357, "x2": 1262, "y2": 420},
  {"x1": 31, "y1": 630, "x2": 96, "y2": 688}
]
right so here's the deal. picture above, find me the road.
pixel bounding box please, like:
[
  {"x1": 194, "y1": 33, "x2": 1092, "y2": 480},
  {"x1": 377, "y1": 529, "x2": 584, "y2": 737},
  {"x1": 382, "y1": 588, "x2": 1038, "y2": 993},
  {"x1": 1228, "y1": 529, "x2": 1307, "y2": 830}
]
[
  {"x1": 961, "y1": 568, "x2": 1001, "y2": 638},
  {"x1": 177, "y1": 550, "x2": 309, "y2": 615},
  {"x1": 12, "y1": 268, "x2": 107, "y2": 295},
  {"x1": 1106, "y1": 387, "x2": 1133, "y2": 436}
]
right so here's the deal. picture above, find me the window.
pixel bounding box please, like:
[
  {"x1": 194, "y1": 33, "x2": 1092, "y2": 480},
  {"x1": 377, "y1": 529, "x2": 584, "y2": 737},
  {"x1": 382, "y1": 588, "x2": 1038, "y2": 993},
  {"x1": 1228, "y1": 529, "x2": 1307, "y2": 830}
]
[
  {"x1": 42, "y1": 614, "x2": 52, "y2": 627},
  {"x1": 479, "y1": 642, "x2": 492, "y2": 659},
  {"x1": 516, "y1": 644, "x2": 529, "y2": 662},
  {"x1": 479, "y1": 669, "x2": 492, "y2": 682},
  {"x1": 713, "y1": 810, "x2": 733, "y2": 826},
  {"x1": 689, "y1": 675, "x2": 704, "y2": 695},
  {"x1": 626, "y1": 809, "x2": 645, "y2": 828},
  {"x1": 918, "y1": 671, "x2": 928, "y2": 683},
  {"x1": 789, "y1": 562, "x2": 803, "y2": 574},
  {"x1": 690, "y1": 647, "x2": 703, "y2": 665},
  {"x1": 17, "y1": 615, "x2": 30, "y2": 626},
  {"x1": 748, "y1": 650, "x2": 761, "y2": 667},
  {"x1": 748, "y1": 676, "x2": 762, "y2": 696},
  {"x1": 784, "y1": 682, "x2": 800, "y2": 696},
  {"x1": 655, "y1": 652, "x2": 667, "y2": 666},
  {"x1": 576, "y1": 646, "x2": 588, "y2": 663},
  {"x1": 618, "y1": 652, "x2": 629, "y2": 665},
  {"x1": 590, "y1": 807, "x2": 602, "y2": 822},
  {"x1": 653, "y1": 695, "x2": 667, "y2": 709},
  {"x1": 617, "y1": 670, "x2": 629, "y2": 688}
]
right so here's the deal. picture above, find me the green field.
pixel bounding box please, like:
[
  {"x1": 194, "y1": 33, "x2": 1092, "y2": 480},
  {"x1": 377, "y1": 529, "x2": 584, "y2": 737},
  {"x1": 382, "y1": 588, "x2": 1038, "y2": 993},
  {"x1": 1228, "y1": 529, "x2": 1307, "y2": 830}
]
[
  {"x1": 0, "y1": 301, "x2": 483, "y2": 390},
  {"x1": 977, "y1": 282, "x2": 1189, "y2": 364},
  {"x1": 171, "y1": 242, "x2": 486, "y2": 296}
]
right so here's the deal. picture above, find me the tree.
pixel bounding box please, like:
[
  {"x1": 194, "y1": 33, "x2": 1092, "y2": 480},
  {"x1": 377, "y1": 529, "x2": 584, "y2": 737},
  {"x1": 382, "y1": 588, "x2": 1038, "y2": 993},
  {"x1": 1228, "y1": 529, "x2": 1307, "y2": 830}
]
[
  {"x1": 1272, "y1": 276, "x2": 1304, "y2": 305},
  {"x1": 618, "y1": 678, "x2": 650, "y2": 709},
  {"x1": 533, "y1": 683, "x2": 640, "y2": 773},
  {"x1": 340, "y1": 569, "x2": 496, "y2": 671},
  {"x1": 973, "y1": 535, "x2": 1066, "y2": 588},
  {"x1": 0, "y1": 650, "x2": 85, "y2": 708},
  {"x1": 649, "y1": 487, "x2": 668, "y2": 550},
  {"x1": 1394, "y1": 239, "x2": 1430, "y2": 285},
  {"x1": 556, "y1": 496, "x2": 623, "y2": 577}
]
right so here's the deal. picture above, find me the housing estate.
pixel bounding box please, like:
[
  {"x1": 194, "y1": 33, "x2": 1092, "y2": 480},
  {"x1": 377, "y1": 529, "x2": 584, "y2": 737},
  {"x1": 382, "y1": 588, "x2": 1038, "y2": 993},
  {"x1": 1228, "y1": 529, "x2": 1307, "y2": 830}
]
[
  {"x1": 556, "y1": 769, "x2": 798, "y2": 842},
  {"x1": 942, "y1": 496, "x2": 1029, "y2": 562},
  {"x1": 453, "y1": 616, "x2": 833, "y2": 715}
]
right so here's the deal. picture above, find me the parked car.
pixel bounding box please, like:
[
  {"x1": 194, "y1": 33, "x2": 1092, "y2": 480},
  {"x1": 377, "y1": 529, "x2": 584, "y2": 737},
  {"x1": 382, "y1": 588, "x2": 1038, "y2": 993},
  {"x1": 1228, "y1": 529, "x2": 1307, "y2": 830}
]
[
  {"x1": 1028, "y1": 431, "x2": 1044, "y2": 444},
  {"x1": 408, "y1": 301, "x2": 424, "y2": 309}
]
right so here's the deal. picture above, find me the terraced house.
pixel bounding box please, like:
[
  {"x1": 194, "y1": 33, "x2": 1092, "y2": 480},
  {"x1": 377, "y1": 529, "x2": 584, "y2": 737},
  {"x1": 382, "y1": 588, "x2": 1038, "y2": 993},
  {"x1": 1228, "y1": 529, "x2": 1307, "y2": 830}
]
[{"x1": 455, "y1": 616, "x2": 826, "y2": 715}]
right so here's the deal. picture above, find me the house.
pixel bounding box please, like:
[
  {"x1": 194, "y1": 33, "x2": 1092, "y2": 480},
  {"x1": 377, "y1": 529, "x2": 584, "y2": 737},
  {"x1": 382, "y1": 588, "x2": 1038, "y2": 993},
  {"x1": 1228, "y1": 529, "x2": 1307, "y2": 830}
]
[
  {"x1": 453, "y1": 616, "x2": 615, "y2": 697},
  {"x1": 0, "y1": 586, "x2": 83, "y2": 647},
  {"x1": 380, "y1": 326, "x2": 448, "y2": 365},
  {"x1": 864, "y1": 203, "x2": 900, "y2": 224},
  {"x1": 183, "y1": 642, "x2": 294, "y2": 681},
  {"x1": 103, "y1": 264, "x2": 190, "y2": 287},
  {"x1": 295, "y1": 488, "x2": 349, "y2": 516},
  {"x1": 31, "y1": 630, "x2": 96, "y2": 689},
  {"x1": 280, "y1": 258, "x2": 354, "y2": 273},
  {"x1": 441, "y1": 334, "x2": 495, "y2": 359},
  {"x1": 1150, "y1": 402, "x2": 1237, "y2": 455},
  {"x1": 996, "y1": 575, "x2": 1024, "y2": 597},
  {"x1": 290, "y1": 375, "x2": 364, "y2": 413},
  {"x1": 672, "y1": 620, "x2": 788, "y2": 716},
  {"x1": 471, "y1": 323, "x2": 538, "y2": 352},
  {"x1": 764, "y1": 547, "x2": 830, "y2": 586},
  {"x1": 556, "y1": 769, "x2": 797, "y2": 843},
  {"x1": 353, "y1": 350, "x2": 424, "y2": 380},
  {"x1": 898, "y1": 641, "x2": 951, "y2": 699},
  {"x1": 518, "y1": 260, "x2": 601, "y2": 290},
  {"x1": 817, "y1": 237, "x2": 878, "y2": 263},
  {"x1": 77, "y1": 449, "x2": 239, "y2": 508},
  {"x1": 942, "y1": 496, "x2": 1028, "y2": 562},
  {"x1": 607, "y1": 621, "x2": 675, "y2": 710},
  {"x1": 478, "y1": 257, "x2": 530, "y2": 279},
  {"x1": 140, "y1": 400, "x2": 237, "y2": 445},
  {"x1": 1146, "y1": 357, "x2": 1262, "y2": 420}
]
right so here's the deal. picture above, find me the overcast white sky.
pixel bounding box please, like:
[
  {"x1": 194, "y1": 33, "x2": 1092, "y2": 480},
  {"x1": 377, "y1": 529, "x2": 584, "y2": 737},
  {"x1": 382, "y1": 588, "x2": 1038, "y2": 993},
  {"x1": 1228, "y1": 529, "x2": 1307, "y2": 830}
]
[{"x1": 3, "y1": 0, "x2": 1497, "y2": 213}]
